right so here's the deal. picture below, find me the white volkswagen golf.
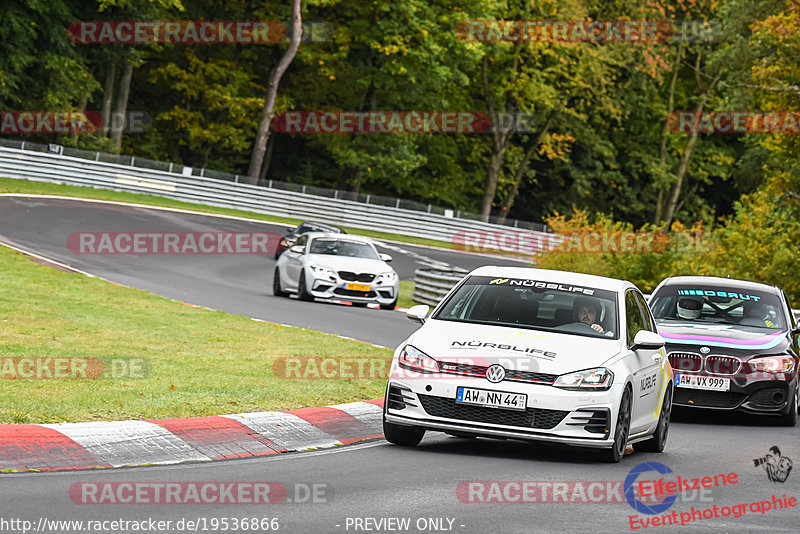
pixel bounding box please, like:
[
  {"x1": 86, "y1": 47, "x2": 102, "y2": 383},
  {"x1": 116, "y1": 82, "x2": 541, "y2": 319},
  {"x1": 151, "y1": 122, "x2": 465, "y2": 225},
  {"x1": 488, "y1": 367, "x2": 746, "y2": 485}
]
[{"x1": 383, "y1": 267, "x2": 673, "y2": 462}]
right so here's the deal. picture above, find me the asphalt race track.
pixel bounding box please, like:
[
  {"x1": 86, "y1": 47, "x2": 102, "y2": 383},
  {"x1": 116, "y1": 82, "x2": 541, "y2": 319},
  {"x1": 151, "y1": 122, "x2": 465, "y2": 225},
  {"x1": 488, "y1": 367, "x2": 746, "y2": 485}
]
[
  {"x1": 1, "y1": 194, "x2": 799, "y2": 533},
  {"x1": 0, "y1": 195, "x2": 527, "y2": 347}
]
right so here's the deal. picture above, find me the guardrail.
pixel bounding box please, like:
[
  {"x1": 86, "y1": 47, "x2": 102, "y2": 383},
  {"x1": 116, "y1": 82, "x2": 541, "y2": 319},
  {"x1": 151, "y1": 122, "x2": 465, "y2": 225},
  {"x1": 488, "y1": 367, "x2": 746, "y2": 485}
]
[
  {"x1": 412, "y1": 268, "x2": 468, "y2": 307},
  {"x1": 0, "y1": 144, "x2": 552, "y2": 246}
]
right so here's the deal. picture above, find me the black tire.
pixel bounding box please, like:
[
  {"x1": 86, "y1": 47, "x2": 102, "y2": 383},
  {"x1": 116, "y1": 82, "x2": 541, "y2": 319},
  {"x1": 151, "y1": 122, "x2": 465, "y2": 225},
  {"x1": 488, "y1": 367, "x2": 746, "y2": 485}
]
[
  {"x1": 272, "y1": 268, "x2": 288, "y2": 297},
  {"x1": 778, "y1": 387, "x2": 798, "y2": 427},
  {"x1": 601, "y1": 386, "x2": 632, "y2": 463},
  {"x1": 380, "y1": 298, "x2": 398, "y2": 310},
  {"x1": 297, "y1": 271, "x2": 313, "y2": 301},
  {"x1": 383, "y1": 417, "x2": 425, "y2": 447},
  {"x1": 635, "y1": 385, "x2": 672, "y2": 452}
]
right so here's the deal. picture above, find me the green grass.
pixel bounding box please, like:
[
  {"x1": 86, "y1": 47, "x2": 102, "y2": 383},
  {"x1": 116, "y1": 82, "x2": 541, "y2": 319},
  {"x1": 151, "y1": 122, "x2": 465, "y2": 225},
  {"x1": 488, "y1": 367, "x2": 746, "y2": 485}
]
[
  {"x1": 397, "y1": 280, "x2": 415, "y2": 309},
  {"x1": 0, "y1": 177, "x2": 456, "y2": 250},
  {"x1": 0, "y1": 244, "x2": 394, "y2": 424}
]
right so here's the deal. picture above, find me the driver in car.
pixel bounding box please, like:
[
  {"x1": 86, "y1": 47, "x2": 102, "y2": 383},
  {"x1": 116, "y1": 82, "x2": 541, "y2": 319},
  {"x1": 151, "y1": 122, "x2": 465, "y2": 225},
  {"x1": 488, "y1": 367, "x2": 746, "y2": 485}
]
[
  {"x1": 574, "y1": 296, "x2": 605, "y2": 334},
  {"x1": 742, "y1": 301, "x2": 776, "y2": 327},
  {"x1": 676, "y1": 296, "x2": 703, "y2": 320}
]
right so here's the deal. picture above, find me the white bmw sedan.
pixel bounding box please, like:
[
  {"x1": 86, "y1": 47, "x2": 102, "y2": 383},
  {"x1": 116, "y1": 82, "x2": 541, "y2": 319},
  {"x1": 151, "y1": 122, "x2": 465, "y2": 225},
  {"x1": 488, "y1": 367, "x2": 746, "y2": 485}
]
[
  {"x1": 273, "y1": 232, "x2": 399, "y2": 309},
  {"x1": 383, "y1": 266, "x2": 673, "y2": 462}
]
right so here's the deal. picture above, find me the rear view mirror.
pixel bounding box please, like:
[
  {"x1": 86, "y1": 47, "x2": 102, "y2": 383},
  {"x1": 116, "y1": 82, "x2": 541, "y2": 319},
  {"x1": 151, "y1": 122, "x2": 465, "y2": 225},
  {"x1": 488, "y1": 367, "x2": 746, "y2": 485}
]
[
  {"x1": 406, "y1": 305, "x2": 430, "y2": 325},
  {"x1": 631, "y1": 330, "x2": 665, "y2": 351},
  {"x1": 379, "y1": 253, "x2": 393, "y2": 263},
  {"x1": 290, "y1": 245, "x2": 305, "y2": 254}
]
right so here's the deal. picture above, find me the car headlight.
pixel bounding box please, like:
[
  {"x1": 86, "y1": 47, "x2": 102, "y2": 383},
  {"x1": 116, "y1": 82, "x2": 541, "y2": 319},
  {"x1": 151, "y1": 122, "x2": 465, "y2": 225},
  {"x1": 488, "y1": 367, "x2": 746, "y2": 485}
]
[
  {"x1": 553, "y1": 367, "x2": 614, "y2": 391},
  {"x1": 749, "y1": 356, "x2": 795, "y2": 374},
  {"x1": 378, "y1": 271, "x2": 397, "y2": 283},
  {"x1": 398, "y1": 345, "x2": 440, "y2": 373},
  {"x1": 309, "y1": 264, "x2": 337, "y2": 279}
]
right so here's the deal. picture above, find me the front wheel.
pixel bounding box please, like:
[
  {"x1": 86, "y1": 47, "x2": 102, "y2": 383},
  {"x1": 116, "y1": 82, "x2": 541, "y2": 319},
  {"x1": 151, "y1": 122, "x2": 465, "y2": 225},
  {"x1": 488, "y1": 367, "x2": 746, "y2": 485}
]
[
  {"x1": 383, "y1": 417, "x2": 425, "y2": 447},
  {"x1": 380, "y1": 298, "x2": 398, "y2": 310},
  {"x1": 635, "y1": 385, "x2": 672, "y2": 452},
  {"x1": 272, "y1": 268, "x2": 288, "y2": 297},
  {"x1": 600, "y1": 386, "x2": 631, "y2": 463},
  {"x1": 297, "y1": 270, "x2": 313, "y2": 301}
]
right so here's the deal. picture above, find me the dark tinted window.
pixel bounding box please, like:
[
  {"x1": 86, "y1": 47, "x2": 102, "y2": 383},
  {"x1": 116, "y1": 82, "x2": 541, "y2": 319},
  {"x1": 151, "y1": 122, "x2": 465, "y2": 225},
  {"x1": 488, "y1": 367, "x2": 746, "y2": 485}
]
[
  {"x1": 626, "y1": 291, "x2": 646, "y2": 346},
  {"x1": 433, "y1": 275, "x2": 619, "y2": 339},
  {"x1": 650, "y1": 285, "x2": 785, "y2": 330},
  {"x1": 634, "y1": 291, "x2": 657, "y2": 333}
]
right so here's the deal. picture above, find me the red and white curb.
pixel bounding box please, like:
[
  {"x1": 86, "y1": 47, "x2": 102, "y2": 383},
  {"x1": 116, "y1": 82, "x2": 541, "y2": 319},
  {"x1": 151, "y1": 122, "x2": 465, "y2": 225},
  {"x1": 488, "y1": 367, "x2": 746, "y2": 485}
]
[{"x1": 0, "y1": 399, "x2": 385, "y2": 472}]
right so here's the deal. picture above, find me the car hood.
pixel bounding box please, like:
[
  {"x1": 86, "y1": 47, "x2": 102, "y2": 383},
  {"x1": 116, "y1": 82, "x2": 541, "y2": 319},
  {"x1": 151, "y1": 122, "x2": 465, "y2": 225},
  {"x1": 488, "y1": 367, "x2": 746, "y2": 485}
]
[
  {"x1": 657, "y1": 321, "x2": 789, "y2": 352},
  {"x1": 407, "y1": 319, "x2": 621, "y2": 374},
  {"x1": 305, "y1": 254, "x2": 392, "y2": 273}
]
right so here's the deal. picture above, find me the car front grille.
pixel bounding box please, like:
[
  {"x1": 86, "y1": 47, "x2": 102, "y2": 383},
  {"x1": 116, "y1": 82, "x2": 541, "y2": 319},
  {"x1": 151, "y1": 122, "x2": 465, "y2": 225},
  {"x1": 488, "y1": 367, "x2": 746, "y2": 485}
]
[
  {"x1": 566, "y1": 409, "x2": 610, "y2": 434},
  {"x1": 668, "y1": 352, "x2": 702, "y2": 372},
  {"x1": 705, "y1": 356, "x2": 742, "y2": 375},
  {"x1": 388, "y1": 385, "x2": 417, "y2": 410},
  {"x1": 674, "y1": 388, "x2": 745, "y2": 409},
  {"x1": 747, "y1": 387, "x2": 787, "y2": 408},
  {"x1": 418, "y1": 394, "x2": 568, "y2": 429},
  {"x1": 437, "y1": 362, "x2": 558, "y2": 385},
  {"x1": 338, "y1": 271, "x2": 375, "y2": 282},
  {"x1": 333, "y1": 288, "x2": 376, "y2": 298}
]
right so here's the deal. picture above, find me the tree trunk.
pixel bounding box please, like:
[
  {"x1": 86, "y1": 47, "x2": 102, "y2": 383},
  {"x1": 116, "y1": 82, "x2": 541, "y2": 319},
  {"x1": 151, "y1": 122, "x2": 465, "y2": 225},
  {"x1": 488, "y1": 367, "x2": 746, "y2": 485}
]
[
  {"x1": 100, "y1": 61, "x2": 115, "y2": 138},
  {"x1": 496, "y1": 113, "x2": 554, "y2": 223},
  {"x1": 662, "y1": 67, "x2": 723, "y2": 227},
  {"x1": 110, "y1": 60, "x2": 133, "y2": 150},
  {"x1": 653, "y1": 44, "x2": 683, "y2": 224},
  {"x1": 246, "y1": 0, "x2": 303, "y2": 183},
  {"x1": 479, "y1": 57, "x2": 517, "y2": 219},
  {"x1": 258, "y1": 132, "x2": 275, "y2": 184}
]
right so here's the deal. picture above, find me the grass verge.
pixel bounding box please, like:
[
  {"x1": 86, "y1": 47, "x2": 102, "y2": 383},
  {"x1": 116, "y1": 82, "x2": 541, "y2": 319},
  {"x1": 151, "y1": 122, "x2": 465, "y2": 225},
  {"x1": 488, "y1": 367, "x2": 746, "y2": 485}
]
[{"x1": 0, "y1": 244, "x2": 392, "y2": 424}]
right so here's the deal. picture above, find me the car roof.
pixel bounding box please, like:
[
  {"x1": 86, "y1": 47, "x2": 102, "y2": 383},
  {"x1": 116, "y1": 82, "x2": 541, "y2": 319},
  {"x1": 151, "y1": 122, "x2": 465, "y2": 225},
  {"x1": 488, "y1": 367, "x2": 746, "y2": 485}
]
[
  {"x1": 467, "y1": 266, "x2": 636, "y2": 293},
  {"x1": 655, "y1": 276, "x2": 780, "y2": 295}
]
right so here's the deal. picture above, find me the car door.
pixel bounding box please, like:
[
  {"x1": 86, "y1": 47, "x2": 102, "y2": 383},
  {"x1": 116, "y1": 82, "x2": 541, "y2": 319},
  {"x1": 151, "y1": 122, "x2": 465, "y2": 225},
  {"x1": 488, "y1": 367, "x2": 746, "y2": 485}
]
[
  {"x1": 627, "y1": 290, "x2": 661, "y2": 433},
  {"x1": 283, "y1": 235, "x2": 308, "y2": 289}
]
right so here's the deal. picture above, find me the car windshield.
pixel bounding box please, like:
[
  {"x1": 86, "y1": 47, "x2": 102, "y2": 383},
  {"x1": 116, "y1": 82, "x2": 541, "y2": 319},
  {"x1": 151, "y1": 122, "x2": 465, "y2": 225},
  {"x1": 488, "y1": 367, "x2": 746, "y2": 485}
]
[
  {"x1": 308, "y1": 238, "x2": 378, "y2": 259},
  {"x1": 650, "y1": 285, "x2": 786, "y2": 330},
  {"x1": 299, "y1": 223, "x2": 339, "y2": 234},
  {"x1": 432, "y1": 275, "x2": 620, "y2": 339}
]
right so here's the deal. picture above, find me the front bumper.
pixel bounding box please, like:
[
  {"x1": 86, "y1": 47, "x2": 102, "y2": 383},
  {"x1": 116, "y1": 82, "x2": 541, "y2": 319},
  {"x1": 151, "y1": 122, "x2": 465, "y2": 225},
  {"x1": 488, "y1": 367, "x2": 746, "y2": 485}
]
[
  {"x1": 384, "y1": 375, "x2": 620, "y2": 449},
  {"x1": 672, "y1": 374, "x2": 797, "y2": 414},
  {"x1": 307, "y1": 272, "x2": 397, "y2": 304}
]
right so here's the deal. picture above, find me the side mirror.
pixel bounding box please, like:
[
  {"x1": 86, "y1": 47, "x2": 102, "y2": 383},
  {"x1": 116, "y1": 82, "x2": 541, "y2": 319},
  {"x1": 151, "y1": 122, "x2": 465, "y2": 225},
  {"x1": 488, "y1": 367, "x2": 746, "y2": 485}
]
[
  {"x1": 792, "y1": 325, "x2": 800, "y2": 335},
  {"x1": 630, "y1": 330, "x2": 665, "y2": 351},
  {"x1": 290, "y1": 245, "x2": 305, "y2": 254},
  {"x1": 379, "y1": 253, "x2": 393, "y2": 263},
  {"x1": 406, "y1": 304, "x2": 430, "y2": 325}
]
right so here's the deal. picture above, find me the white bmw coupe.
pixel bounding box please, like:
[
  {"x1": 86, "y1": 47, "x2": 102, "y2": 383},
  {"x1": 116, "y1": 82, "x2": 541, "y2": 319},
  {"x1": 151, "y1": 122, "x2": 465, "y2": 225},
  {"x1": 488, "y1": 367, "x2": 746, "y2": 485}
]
[{"x1": 273, "y1": 232, "x2": 399, "y2": 310}]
